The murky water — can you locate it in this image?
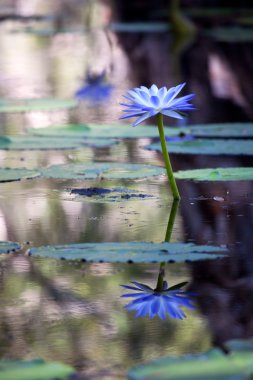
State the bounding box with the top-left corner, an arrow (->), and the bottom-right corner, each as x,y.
0,2 -> 253,378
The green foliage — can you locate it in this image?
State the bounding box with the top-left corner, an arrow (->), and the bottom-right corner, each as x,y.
109,22 -> 170,32
174,167 -> 253,181
0,168 -> 40,182
0,358 -> 75,380
0,136 -> 117,150
147,139 -> 253,155
0,98 -> 77,113
41,163 -> 165,180
205,27 -> 253,42
29,123 -> 187,139
28,241 -> 227,263
128,339 -> 253,380
0,241 -> 21,253
189,123 -> 253,138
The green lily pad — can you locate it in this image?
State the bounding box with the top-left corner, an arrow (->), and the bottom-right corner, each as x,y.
0,241 -> 21,253
146,139 -> 253,155
0,136 -> 81,150
128,339 -> 253,380
0,98 -> 77,113
189,123 -> 253,138
0,168 -> 40,182
175,167 -> 253,181
70,187 -> 155,202
29,123 -> 188,139
0,358 -> 75,380
27,242 -> 226,263
205,27 -> 253,42
108,22 -> 170,32
41,163 -> 165,180
0,136 -> 117,150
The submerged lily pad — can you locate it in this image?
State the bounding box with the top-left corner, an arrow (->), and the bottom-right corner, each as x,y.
128,339 -> 253,380
0,136 -> 117,150
189,123 -> 253,138
0,358 -> 75,380
0,168 -> 40,182
28,242 -> 226,263
41,163 -> 165,180
146,139 -> 253,155
0,98 -> 77,113
29,123 -> 188,139
70,187 -> 155,202
0,241 -> 21,253
175,167 -> 253,181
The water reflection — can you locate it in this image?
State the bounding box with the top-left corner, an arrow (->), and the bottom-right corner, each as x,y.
75,70 -> 113,103
121,278 -> 194,320
121,200 -> 196,320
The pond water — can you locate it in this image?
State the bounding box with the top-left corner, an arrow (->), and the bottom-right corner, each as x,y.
0,2 -> 253,379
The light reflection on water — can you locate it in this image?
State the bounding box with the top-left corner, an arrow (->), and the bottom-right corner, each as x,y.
0,255 -> 210,378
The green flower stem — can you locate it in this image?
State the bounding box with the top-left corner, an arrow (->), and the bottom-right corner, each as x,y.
165,199 -> 180,242
156,113 -> 180,200
155,262 -> 165,292
155,200 -> 180,291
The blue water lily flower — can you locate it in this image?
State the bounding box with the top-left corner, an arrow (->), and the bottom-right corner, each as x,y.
121,281 -> 195,320
120,83 -> 195,126
75,71 -> 113,103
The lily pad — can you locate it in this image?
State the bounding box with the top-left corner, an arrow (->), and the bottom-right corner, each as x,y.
41,163 -> 165,180
0,168 -> 40,182
0,136 -> 81,150
0,98 -> 77,113
189,123 -> 253,138
108,22 -> 170,33
146,139 -> 253,155
70,187 -> 155,202
27,242 -> 227,263
205,27 -> 253,42
0,136 -> 117,150
0,241 -> 21,253
29,123 -> 188,139
128,339 -> 253,380
175,167 -> 253,181
0,358 -> 75,380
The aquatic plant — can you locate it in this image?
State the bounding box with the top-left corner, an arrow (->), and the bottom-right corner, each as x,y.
120,83 -> 195,199
121,280 -> 195,320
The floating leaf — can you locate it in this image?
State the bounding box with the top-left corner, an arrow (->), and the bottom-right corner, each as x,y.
29,123 -> 187,139
108,22 -> 170,33
128,339 -> 253,380
0,241 -> 21,253
0,136 -> 117,150
70,187 -> 155,203
0,98 -> 77,113
28,242 -> 227,263
0,168 -> 40,182
146,139 -> 253,155
205,27 -> 253,42
189,123 -> 253,138
41,163 -> 165,180
0,358 -> 75,380
175,167 -> 253,181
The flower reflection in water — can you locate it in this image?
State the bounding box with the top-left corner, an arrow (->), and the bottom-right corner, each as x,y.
75,71 -> 113,103
121,279 -> 195,320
